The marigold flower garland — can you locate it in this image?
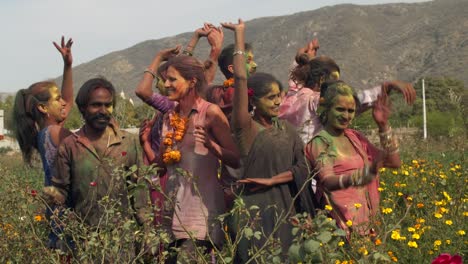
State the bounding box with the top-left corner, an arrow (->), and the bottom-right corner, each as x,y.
223,77 -> 234,88
162,112 -> 188,164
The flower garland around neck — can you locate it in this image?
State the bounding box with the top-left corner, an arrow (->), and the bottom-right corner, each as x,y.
223,77 -> 234,88
162,112 -> 188,165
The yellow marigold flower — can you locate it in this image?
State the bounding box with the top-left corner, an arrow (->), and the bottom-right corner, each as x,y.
429,250 -> 434,255
434,240 -> 442,247
407,227 -> 416,232
358,247 -> 369,256
445,220 -> 453,225
325,205 -> 333,211
417,203 -> 424,208
443,192 -> 452,202
434,213 -> 443,218
408,241 -> 418,248
456,230 -> 465,236
464,212 -> 468,217
400,184 -> 407,188
378,187 -> 385,192
434,200 -> 446,206
379,168 -> 386,173
406,196 -> 413,201
439,207 -> 449,214
412,159 -> 418,164
382,208 -> 393,214
34,215 -> 42,222
338,241 -> 345,247
397,192 -> 403,196
412,233 -> 420,240
416,218 -> 425,223
402,170 -> 409,176
414,224 -> 421,229
392,170 -> 398,175
375,239 -> 382,246
346,220 -> 353,227
354,203 -> 362,209
455,164 -> 461,169
391,230 -> 401,240
445,240 -> 451,244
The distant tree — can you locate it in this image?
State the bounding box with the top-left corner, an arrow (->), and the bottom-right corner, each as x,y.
0,95 -> 15,135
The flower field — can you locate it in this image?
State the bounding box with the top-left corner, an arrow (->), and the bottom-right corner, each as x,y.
0,134 -> 466,263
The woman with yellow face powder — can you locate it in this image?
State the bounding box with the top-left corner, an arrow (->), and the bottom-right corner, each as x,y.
305,80 -> 401,238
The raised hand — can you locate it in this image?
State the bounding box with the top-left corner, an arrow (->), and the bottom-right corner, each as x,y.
157,45 -> 181,61
53,36 -> 73,66
372,94 -> 391,129
221,18 -> 245,32
207,26 -> 224,49
195,23 -> 213,38
384,81 -> 416,105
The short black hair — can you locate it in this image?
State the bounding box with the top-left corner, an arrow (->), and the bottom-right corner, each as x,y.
75,77 -> 116,114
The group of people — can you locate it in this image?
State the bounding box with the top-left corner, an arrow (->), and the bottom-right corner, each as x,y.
13,19 -> 415,263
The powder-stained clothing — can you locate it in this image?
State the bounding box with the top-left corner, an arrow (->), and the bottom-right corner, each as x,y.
233,118 -> 315,262
305,129 -> 381,235
160,98 -> 226,246
51,122 -> 149,226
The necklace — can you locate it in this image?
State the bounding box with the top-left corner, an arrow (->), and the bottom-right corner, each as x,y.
162,112 -> 188,164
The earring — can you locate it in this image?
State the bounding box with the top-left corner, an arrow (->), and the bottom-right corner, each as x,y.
250,105 -> 256,116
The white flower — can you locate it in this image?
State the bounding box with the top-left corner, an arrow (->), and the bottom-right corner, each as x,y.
129,98 -> 134,106
120,90 -> 126,99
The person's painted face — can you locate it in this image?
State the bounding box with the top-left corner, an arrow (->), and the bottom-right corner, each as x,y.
164,66 -> 193,101
83,87 -> 114,131
245,50 -> 257,76
43,85 -> 67,123
325,95 -> 356,133
254,82 -> 281,117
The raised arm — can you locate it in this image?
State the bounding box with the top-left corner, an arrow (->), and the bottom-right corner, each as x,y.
356,81 -> 416,114
135,45 -> 180,108
183,23 -> 212,56
204,26 -> 224,85
53,36 -> 73,120
372,94 -> 401,168
221,19 -> 250,129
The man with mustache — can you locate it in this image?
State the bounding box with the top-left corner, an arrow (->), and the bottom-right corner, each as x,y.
50,78 -> 149,237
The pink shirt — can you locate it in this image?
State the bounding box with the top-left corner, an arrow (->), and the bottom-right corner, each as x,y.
162,98 -> 225,244
279,81 -> 322,144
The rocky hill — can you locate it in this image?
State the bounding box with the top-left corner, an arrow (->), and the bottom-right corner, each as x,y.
56,0 -> 468,98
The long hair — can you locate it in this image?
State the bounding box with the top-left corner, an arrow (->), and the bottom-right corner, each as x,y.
247,72 -> 283,112
165,55 -> 207,96
13,81 -> 55,164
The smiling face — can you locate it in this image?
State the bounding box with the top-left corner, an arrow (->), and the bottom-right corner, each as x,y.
325,95 -> 356,134
254,82 -> 282,118
41,85 -> 67,123
164,66 -> 193,101
82,87 -> 114,131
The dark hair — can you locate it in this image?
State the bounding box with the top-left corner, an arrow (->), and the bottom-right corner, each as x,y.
13,81 -> 55,163
75,77 -> 116,114
318,80 -> 355,124
165,55 -> 207,95
248,72 -> 283,99
218,43 -> 253,79
290,55 -> 340,89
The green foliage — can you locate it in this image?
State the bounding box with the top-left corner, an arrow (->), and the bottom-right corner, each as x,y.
0,95 -> 14,135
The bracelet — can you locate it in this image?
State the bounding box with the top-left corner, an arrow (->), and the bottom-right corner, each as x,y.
182,50 -> 193,56
144,68 -> 156,79
232,50 -> 245,56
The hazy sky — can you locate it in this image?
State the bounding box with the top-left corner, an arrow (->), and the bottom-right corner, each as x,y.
0,0 -> 428,93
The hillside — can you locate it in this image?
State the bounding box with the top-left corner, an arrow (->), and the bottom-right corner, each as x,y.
55,0 -> 468,98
